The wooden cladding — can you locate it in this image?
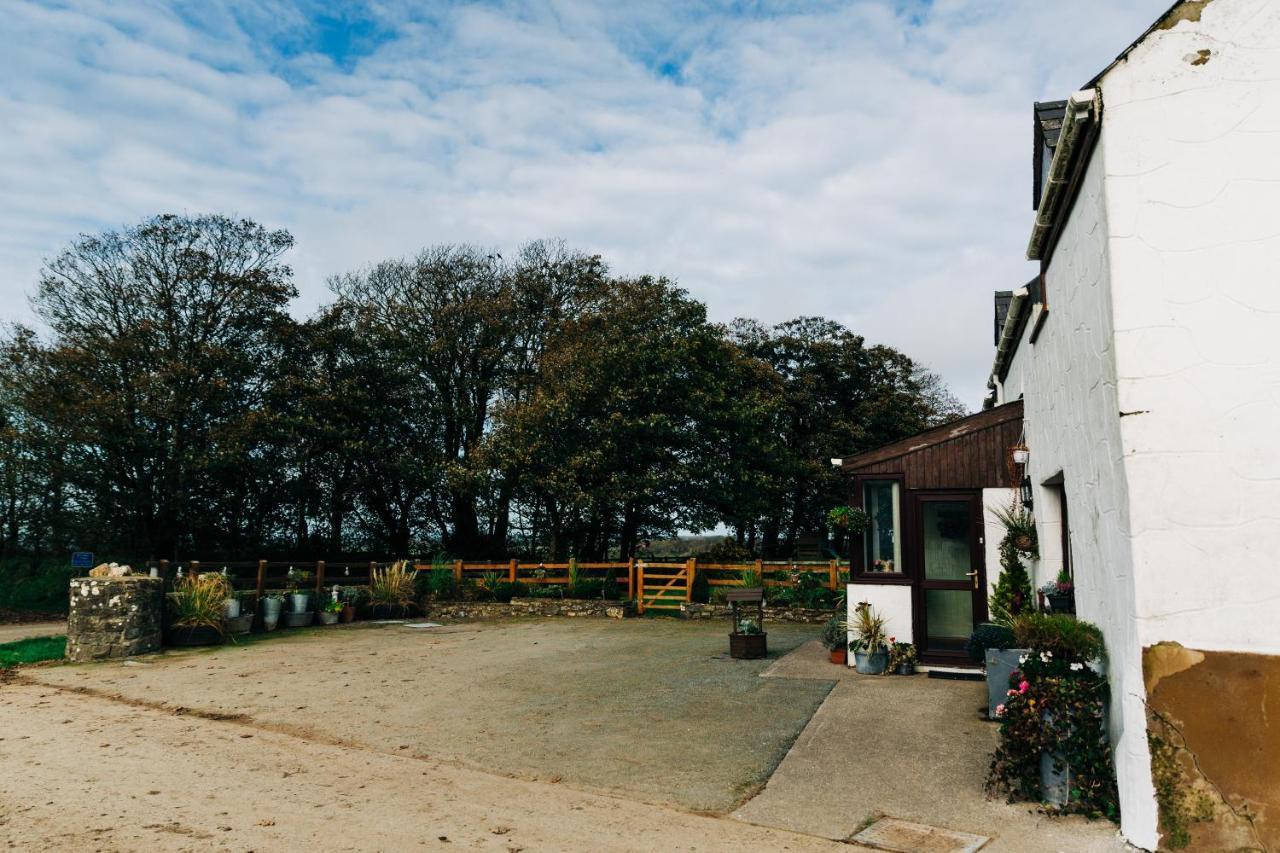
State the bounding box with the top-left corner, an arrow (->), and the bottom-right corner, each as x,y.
840,400 -> 1023,491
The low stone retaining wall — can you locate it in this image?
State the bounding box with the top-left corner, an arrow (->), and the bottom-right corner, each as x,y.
428,598 -> 635,620
678,603 -> 836,624
66,577 -> 164,662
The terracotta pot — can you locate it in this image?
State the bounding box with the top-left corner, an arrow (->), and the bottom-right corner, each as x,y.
340,604 -> 355,623
830,647 -> 848,665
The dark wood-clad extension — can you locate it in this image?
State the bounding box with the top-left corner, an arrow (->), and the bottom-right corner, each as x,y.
839,400 -> 1023,491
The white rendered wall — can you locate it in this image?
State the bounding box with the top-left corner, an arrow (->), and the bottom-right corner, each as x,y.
1099,0 -> 1280,659
845,584 -> 912,666
997,149 -> 1156,845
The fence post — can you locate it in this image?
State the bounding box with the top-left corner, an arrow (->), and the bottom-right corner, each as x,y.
316,560 -> 326,596
685,558 -> 695,602
255,560 -> 266,598
637,562 -> 645,614
755,558 -> 763,587
828,559 -> 837,590
453,559 -> 463,585
190,560 -> 200,579
627,557 -> 635,600
509,559 -> 518,583
369,561 -> 377,583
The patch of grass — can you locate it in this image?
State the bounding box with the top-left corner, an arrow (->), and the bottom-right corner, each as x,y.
0,635 -> 66,668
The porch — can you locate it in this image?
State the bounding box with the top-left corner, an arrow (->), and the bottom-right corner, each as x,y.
837,401 -> 1023,668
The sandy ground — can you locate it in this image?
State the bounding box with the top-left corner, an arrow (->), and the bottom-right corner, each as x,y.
2,620 -> 1130,851
0,677 -> 851,852
19,620 -> 831,813
737,640 -> 1130,852
0,621 -> 65,644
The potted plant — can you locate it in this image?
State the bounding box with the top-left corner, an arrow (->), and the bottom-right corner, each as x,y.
340,586 -> 364,623
730,617 -> 767,659
993,503 -> 1038,557
821,616 -> 847,664
221,570 -> 241,619
966,622 -> 1025,719
285,566 -> 314,615
887,639 -> 917,675
368,560 -> 417,618
260,591 -> 283,631
827,505 -> 870,535
226,591 -> 254,635
318,595 -> 343,625
847,602 -> 888,674
1042,570 -> 1075,614
166,573 -> 229,647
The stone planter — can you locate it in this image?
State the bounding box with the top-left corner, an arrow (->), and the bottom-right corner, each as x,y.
317,611 -> 339,625
985,648 -> 1031,719
729,632 -> 767,659
166,625 -> 224,647
283,611 -> 314,628
260,597 -> 282,631
226,614 -> 254,636
853,649 -> 888,675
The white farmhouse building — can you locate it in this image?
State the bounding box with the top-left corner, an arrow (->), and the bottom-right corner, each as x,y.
843,2 -> 1280,849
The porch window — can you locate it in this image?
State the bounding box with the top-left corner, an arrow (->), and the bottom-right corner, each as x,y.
862,480 -> 902,574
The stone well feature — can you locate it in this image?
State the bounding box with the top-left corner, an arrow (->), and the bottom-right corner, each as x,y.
66,576 -> 164,662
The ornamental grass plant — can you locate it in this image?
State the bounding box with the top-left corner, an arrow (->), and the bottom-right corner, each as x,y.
168,572 -> 232,632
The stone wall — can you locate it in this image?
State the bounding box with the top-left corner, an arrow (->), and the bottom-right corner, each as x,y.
678,603 -> 836,624
428,598 -> 634,620
66,577 -> 163,662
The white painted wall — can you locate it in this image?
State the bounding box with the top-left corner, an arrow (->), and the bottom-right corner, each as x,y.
997,3 -> 1280,846
997,144 -> 1155,845
845,583 -> 911,666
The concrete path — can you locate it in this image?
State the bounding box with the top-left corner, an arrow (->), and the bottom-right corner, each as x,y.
734,640 -> 1130,852
0,620 -> 64,644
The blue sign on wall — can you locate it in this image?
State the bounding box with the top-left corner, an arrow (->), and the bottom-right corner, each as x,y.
71,551 -> 94,569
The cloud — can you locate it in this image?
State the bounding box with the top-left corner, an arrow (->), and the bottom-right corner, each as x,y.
0,0 -> 1171,406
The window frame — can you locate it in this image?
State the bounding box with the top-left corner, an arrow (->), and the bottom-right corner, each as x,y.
851,473 -> 911,585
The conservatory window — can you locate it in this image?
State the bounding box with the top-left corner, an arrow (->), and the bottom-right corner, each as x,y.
863,480 -> 902,574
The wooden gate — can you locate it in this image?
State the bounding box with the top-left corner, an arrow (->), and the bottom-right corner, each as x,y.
635,559 -> 693,614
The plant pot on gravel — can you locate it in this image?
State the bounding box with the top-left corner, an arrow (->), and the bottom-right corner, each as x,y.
317,610 -> 339,625
340,604 -> 355,623
288,592 -> 311,614
830,647 -> 847,665
226,613 -> 253,636
853,648 -> 888,675
260,596 -> 282,631
166,624 -> 224,647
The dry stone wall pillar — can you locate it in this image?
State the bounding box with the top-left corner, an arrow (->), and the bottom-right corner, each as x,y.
66,577 -> 163,662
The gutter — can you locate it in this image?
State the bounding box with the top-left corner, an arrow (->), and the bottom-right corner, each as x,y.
989,286 -> 1030,389
1027,89 -> 1099,260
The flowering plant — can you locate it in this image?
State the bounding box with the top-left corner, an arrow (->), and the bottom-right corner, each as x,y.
887,639 -> 916,670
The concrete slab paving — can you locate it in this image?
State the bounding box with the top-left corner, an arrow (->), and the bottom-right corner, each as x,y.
735,640 -> 1130,852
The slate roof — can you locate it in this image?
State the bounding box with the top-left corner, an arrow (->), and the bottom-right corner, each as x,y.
1033,100 -> 1068,209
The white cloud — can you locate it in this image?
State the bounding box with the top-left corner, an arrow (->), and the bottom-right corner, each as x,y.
0,0 -> 1171,406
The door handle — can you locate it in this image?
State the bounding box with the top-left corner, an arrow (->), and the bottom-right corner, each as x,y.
965,570 -> 979,590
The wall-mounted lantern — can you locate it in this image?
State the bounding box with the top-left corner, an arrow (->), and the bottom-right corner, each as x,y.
1019,475 -> 1034,510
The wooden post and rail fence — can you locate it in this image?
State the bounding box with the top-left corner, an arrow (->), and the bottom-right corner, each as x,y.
146,557 -> 847,616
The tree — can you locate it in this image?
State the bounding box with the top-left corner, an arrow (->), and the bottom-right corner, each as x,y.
12,213 -> 296,559
727,317 -> 967,556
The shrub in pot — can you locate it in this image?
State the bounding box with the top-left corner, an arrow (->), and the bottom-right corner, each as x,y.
847,602 -> 888,674
987,615 -> 1115,817
821,616 -> 847,664
318,598 -> 342,625
166,573 -> 229,647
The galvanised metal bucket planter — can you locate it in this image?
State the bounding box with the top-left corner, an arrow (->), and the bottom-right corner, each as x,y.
985,648 -> 1030,719
260,596 -> 282,631
853,649 -> 888,675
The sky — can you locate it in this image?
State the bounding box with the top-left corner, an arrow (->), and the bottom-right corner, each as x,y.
1,0 -> 1172,408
